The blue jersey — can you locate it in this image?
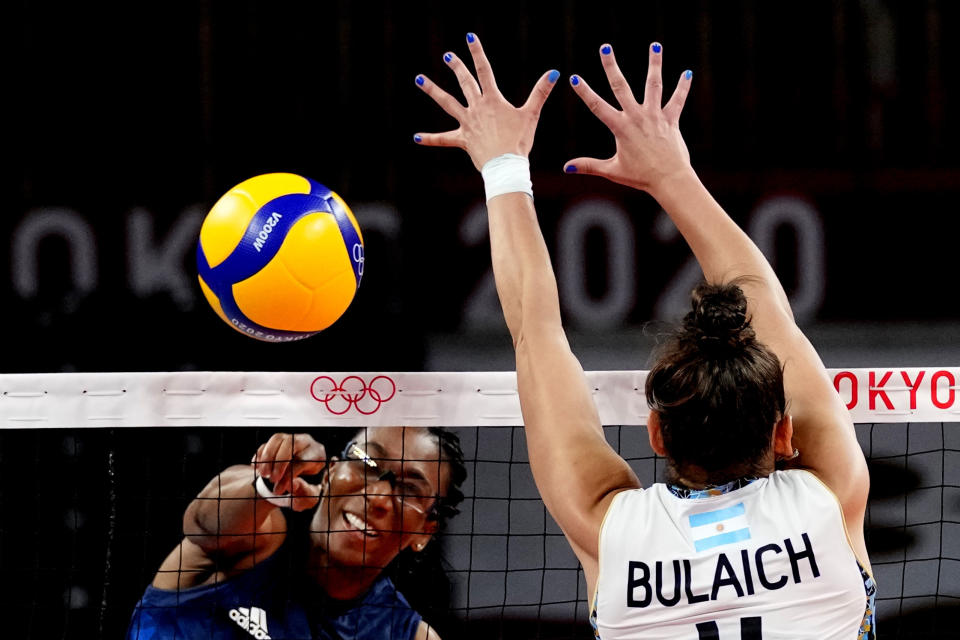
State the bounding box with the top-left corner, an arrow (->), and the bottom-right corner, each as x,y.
126,536 -> 422,640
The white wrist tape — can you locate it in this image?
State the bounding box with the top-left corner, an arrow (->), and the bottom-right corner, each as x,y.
255,474 -> 293,509
481,153 -> 533,201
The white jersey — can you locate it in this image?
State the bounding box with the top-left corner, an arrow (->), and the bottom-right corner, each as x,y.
593,470 -> 872,640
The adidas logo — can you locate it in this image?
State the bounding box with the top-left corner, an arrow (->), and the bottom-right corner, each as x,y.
228,606 -> 272,639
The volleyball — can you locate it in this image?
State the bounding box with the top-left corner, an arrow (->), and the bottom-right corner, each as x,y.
196,173 -> 364,342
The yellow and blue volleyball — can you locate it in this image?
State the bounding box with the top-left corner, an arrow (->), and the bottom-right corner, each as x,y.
196,173 -> 364,342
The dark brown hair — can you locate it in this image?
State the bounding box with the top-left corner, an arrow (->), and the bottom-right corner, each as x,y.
425,426 -> 466,526
645,281 -> 785,483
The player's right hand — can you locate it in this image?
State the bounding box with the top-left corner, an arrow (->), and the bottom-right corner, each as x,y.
252,433 -> 326,511
565,42 -> 694,198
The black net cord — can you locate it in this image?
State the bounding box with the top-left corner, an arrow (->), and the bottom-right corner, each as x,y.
497,427 -> 516,638
934,421 -> 944,632
464,424 -> 481,624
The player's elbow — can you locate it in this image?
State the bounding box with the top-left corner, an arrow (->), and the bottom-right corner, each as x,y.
181,508 -> 225,555
181,488 -> 243,553
182,513 -> 267,559
182,498 -> 207,537
182,485 -> 225,539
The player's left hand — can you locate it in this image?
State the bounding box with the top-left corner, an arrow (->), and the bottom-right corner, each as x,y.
414,33 -> 558,170
564,42 -> 693,198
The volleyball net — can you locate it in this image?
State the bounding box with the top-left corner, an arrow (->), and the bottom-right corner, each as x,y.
1,369 -> 958,639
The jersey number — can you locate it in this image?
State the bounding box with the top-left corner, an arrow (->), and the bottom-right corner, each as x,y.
696,616 -> 762,639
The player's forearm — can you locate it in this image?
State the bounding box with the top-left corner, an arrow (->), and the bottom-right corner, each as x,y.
487,193 -> 562,343
650,169 -> 793,315
183,464 -> 276,541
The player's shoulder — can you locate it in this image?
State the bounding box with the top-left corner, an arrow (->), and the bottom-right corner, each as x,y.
600,483 -> 664,526
363,574 -> 414,608
765,468 -> 838,495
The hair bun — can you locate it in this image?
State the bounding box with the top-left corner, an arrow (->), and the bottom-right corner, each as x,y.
685,283 -> 753,356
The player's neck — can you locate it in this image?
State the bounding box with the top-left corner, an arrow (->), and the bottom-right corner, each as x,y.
306,544 -> 384,600
669,459 -> 774,489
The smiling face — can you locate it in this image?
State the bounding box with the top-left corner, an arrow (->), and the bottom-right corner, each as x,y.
312,426 -> 451,570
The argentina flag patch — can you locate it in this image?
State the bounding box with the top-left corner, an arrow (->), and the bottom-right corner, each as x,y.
689,503 -> 751,552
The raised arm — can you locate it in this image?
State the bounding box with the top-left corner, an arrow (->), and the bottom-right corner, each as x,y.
414,35 -> 640,582
152,433 -> 325,589
566,43 -> 870,562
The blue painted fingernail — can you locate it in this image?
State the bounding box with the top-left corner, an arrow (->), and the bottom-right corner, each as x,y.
570,75 -> 580,86
601,44 -> 612,55
415,75 -> 425,86
444,52 -> 453,63
652,42 -> 662,53
565,165 -> 578,173
548,69 -> 560,83
467,32 -> 476,44
685,69 -> 692,80
414,134 -> 422,143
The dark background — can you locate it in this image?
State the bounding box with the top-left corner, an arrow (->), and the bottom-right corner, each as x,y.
6,0 -> 960,373
5,1 -> 960,638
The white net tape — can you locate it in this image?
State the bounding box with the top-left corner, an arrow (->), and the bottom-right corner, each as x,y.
1,367 -> 958,427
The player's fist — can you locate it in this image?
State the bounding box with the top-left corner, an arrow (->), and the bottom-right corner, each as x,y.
252,433 -> 327,496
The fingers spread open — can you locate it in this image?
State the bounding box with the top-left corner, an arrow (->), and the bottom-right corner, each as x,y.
644,42 -> 664,109
563,156 -> 615,179
598,44 -> 638,110
569,74 -> 621,131
415,74 -> 465,120
443,51 -> 482,104
465,33 -> 501,96
413,130 -> 462,148
522,69 -> 560,118
663,70 -> 692,125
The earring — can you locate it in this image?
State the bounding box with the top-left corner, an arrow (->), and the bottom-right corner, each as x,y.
776,448 -> 800,462
414,543 -> 425,551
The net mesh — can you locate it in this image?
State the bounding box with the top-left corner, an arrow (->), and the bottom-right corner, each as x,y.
0,370 -> 958,639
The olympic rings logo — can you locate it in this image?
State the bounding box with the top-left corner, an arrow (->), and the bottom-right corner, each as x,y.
309,375 -> 396,415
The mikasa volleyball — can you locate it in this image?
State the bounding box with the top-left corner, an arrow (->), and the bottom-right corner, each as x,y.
196,173 -> 364,342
